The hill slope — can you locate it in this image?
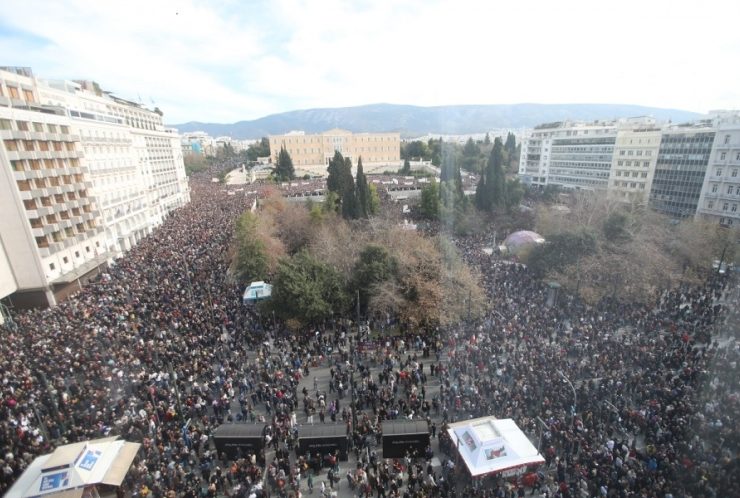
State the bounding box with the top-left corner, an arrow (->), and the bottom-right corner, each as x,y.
170,103 -> 702,139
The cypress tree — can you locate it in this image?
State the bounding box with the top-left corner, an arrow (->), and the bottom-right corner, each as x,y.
355,157 -> 369,218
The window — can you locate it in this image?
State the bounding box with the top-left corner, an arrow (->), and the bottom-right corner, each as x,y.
733,204 -> 738,213
716,168 -> 723,176
7,86 -> 19,99
708,201 -> 714,209
17,121 -> 29,131
33,122 -> 43,132
646,150 -> 652,156
725,134 -> 731,145
74,251 -> 80,258
733,169 -> 738,178
49,263 -> 55,271
712,184 -> 718,193
619,150 -> 625,156
723,203 -> 729,211
22,89 -> 35,102
721,152 -> 726,160
62,256 -> 69,264
616,171 -> 622,177
636,150 -> 643,156
0,119 -> 11,130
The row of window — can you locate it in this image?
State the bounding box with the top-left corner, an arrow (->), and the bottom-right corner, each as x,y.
0,82 -> 36,102
16,173 -> 84,189
4,138 -> 76,152
706,200 -> 738,212
616,160 -> 651,168
10,157 -> 81,172
618,149 -> 653,156
0,119 -> 70,134
717,151 -> 740,161
613,181 -> 646,189
709,184 -> 740,195
47,242 -> 101,271
550,146 -> 612,154
714,168 -> 739,177
615,170 -> 648,178
549,161 -> 612,170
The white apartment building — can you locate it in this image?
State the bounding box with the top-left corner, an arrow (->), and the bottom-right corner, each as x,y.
608,122 -> 662,203
0,67 -> 190,307
696,111 -> 740,228
0,67 -> 108,307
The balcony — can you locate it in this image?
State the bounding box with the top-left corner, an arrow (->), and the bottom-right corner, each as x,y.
10,130 -> 31,140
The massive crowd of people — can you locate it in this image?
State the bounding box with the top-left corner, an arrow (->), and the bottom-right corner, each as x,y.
0,168 -> 738,498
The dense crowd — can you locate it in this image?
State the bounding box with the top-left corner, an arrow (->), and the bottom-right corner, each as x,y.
0,169 -> 738,498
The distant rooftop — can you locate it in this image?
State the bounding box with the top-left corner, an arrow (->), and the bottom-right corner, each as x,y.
0,66 -> 33,78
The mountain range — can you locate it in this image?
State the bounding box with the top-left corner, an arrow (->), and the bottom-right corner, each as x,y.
169,103 -> 703,139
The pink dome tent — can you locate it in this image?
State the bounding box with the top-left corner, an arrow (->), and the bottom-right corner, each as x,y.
501,230 -> 545,260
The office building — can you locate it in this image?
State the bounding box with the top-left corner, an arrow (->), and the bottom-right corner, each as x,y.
648,123 -> 716,218
519,120 -> 620,189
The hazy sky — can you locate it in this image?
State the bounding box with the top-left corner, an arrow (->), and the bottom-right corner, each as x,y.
1,0 -> 738,123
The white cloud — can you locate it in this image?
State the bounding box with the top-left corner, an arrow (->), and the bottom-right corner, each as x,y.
1,0 -> 738,122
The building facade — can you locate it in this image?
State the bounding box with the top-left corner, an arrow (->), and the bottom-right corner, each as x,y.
519,121 -> 619,190
648,124 -> 716,218
0,68 -> 108,307
0,67 -> 190,307
696,111 -> 740,228
37,77 -> 190,257
608,124 -> 662,203
269,129 -> 401,175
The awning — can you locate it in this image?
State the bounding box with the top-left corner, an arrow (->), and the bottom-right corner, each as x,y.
5,436 -> 141,498
101,442 -> 141,486
447,416 -> 545,478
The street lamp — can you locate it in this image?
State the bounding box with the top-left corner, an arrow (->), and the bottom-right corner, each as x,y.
536,416 -> 550,452
557,370 -> 577,423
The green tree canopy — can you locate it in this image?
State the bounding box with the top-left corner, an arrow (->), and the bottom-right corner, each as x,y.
419,180 -> 440,219
475,137 -> 506,212
368,184 -> 380,215
274,145 -> 295,181
351,245 -> 399,314
327,151 -> 352,194
401,140 -> 431,161
246,137 -> 270,161
270,251 -> 348,325
527,229 -> 597,277
231,211 -> 268,283
355,157 -> 370,218
400,158 -> 412,175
